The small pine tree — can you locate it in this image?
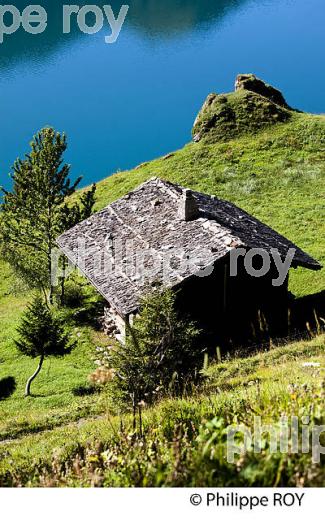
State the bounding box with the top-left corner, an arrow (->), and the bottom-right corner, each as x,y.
109,289 -> 202,421
15,297 -> 74,397
0,128 -> 96,304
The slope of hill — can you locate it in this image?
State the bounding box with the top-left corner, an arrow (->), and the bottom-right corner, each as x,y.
0,334 -> 324,486
0,76 -> 324,486
93,107 -> 325,298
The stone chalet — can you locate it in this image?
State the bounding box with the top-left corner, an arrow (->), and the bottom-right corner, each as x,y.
57,178 -> 321,344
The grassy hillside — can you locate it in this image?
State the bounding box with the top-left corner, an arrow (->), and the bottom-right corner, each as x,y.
0,334 -> 324,486
94,111 -> 325,297
0,87 -> 324,486
0,263 -> 113,441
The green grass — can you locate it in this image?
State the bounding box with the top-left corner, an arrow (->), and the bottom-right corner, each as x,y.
0,102 -> 324,486
202,334 -> 325,391
0,261 -> 114,440
0,334 -> 324,486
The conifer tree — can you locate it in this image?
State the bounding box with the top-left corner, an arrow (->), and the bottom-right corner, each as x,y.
15,296 -> 74,397
0,128 -> 96,303
109,289 -> 201,421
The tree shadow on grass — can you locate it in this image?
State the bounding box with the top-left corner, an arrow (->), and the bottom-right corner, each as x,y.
25,393 -> 47,398
0,376 -> 16,400
71,298 -> 106,331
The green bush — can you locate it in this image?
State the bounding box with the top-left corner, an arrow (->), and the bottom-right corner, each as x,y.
109,289 -> 202,416
60,279 -> 87,309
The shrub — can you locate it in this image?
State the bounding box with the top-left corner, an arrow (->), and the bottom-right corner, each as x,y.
89,367 -> 115,386
109,289 -> 202,419
61,279 -> 87,308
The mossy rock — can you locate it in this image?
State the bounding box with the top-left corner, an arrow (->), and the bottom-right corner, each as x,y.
193,80 -> 293,144
235,73 -> 292,109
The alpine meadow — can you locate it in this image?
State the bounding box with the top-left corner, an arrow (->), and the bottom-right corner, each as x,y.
0,76 -> 324,487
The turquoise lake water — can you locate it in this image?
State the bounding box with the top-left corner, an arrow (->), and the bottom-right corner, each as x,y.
0,0 -> 324,190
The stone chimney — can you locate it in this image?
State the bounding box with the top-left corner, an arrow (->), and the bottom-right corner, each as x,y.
178,189 -> 199,221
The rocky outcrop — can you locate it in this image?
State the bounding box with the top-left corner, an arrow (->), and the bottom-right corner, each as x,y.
235,74 -> 292,110
192,74 -> 293,144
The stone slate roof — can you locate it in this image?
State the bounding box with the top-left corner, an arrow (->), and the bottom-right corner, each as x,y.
57,178 -> 321,317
